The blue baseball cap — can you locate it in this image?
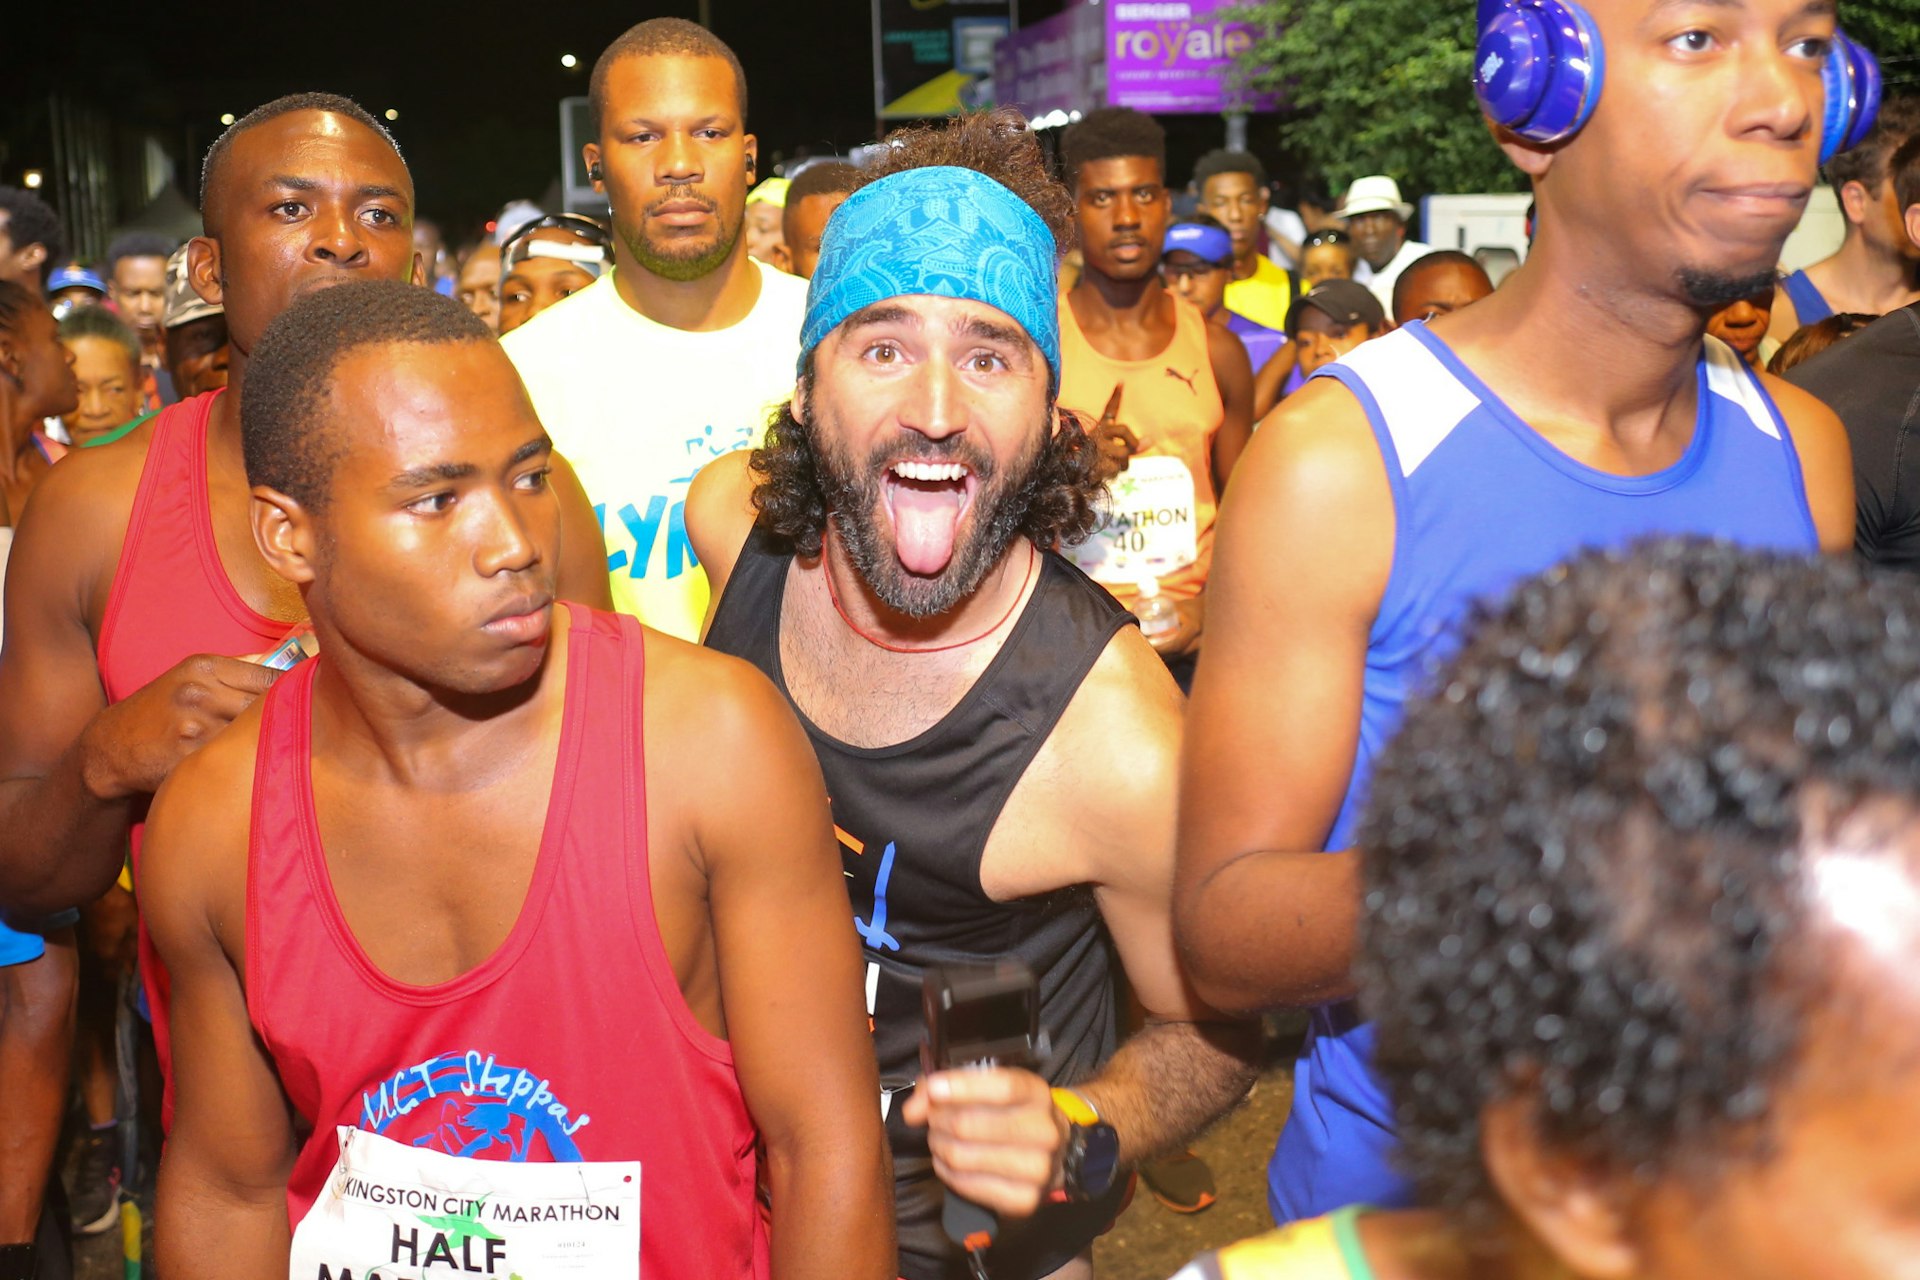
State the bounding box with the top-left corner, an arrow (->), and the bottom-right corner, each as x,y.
47,264 -> 108,297
1163,222 -> 1234,268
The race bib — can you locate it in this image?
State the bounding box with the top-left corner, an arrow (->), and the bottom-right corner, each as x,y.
288,1126 -> 640,1280
1065,454 -> 1200,585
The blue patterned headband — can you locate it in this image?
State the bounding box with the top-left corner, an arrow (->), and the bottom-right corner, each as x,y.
798,165 -> 1061,390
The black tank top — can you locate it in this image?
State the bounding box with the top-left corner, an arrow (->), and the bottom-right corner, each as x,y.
707,527 -> 1135,1280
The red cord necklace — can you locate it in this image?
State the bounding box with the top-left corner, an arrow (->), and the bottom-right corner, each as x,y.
821,538 -> 1037,655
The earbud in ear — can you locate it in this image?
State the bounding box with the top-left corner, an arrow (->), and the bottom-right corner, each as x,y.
588,161 -> 604,182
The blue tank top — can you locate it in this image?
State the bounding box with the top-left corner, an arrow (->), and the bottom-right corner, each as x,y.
1780,268 -> 1834,326
1268,322 -> 1819,1225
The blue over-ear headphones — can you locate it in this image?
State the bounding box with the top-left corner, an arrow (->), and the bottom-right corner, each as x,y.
1473,0 -> 1882,164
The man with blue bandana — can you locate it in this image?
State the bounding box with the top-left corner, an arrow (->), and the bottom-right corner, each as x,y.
688,109 -> 1259,1280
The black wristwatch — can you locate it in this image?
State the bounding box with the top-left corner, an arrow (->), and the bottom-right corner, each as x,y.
1054,1089 -> 1121,1201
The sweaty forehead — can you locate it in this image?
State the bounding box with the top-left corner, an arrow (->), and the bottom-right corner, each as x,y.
214,111 -> 411,219
1078,155 -> 1164,189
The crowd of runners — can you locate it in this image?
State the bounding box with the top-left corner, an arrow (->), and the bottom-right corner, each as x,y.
3,2 -> 1920,1278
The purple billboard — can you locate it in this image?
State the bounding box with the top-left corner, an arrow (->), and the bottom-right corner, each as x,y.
993,0 -> 1274,118
1106,0 -> 1276,113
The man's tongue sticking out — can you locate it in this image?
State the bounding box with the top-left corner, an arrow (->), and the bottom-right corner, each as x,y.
888,474 -> 968,576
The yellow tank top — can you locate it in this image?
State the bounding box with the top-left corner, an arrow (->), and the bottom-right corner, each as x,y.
1057,292 -> 1222,612
1174,1207 -> 1374,1280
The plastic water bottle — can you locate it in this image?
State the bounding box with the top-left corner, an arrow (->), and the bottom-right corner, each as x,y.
1132,576 -> 1180,639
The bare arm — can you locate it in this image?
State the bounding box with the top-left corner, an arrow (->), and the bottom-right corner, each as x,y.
683,449 -> 760,638
692,659 -> 894,1280
0,456 -> 277,915
144,730 -> 300,1277
549,452 -> 614,611
1763,372 -> 1857,555
906,632 -> 1259,1214
1174,382 -> 1395,1015
1252,342 -> 1299,419
1072,632 -> 1258,1161
1207,322 -> 1256,494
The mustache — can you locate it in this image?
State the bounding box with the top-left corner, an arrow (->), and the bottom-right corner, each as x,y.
642,185 -> 718,217
873,437 -> 996,481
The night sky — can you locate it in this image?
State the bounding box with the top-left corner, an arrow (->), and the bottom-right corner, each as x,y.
8,1 -> 1059,242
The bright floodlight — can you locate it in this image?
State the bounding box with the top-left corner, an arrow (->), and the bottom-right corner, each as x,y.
561,53 -> 579,68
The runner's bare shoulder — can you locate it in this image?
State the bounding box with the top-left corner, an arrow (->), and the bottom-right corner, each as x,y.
8,415 -> 161,629
141,694 -> 267,954
640,624 -> 808,757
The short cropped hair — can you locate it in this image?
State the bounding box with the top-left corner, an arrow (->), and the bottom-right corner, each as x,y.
1826,94 -> 1920,191
201,93 -> 402,233
59,304 -> 141,366
590,18 -> 748,133
1391,249 -> 1492,315
1192,148 -> 1268,193
1059,107 -> 1166,189
1893,130 -> 1920,216
787,162 -> 859,208
1359,538 -> 1920,1212
0,187 -> 65,287
105,232 -> 176,281
242,278 -> 491,511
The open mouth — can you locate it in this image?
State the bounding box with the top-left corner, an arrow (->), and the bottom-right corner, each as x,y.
882,460 -> 977,577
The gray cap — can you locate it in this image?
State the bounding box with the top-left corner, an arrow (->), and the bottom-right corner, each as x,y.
162,245 -> 222,329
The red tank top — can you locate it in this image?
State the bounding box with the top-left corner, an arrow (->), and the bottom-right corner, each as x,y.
95,389 -> 286,1122
246,607 -> 766,1277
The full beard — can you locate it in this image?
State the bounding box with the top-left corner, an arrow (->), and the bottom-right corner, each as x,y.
621,193 -> 743,283
812,399 -> 1048,619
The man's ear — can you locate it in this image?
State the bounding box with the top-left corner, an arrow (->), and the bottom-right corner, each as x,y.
791,373 -> 810,424
744,133 -> 759,180
0,329 -> 20,386
410,249 -> 428,287
1491,117 -> 1555,181
17,242 -> 47,279
583,142 -> 605,193
1839,180 -> 1874,228
251,486 -> 319,587
1906,202 -> 1920,254
1481,1093 -> 1638,1279
186,236 -> 225,307
769,241 -> 793,275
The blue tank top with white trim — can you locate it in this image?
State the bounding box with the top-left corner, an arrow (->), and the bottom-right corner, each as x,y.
1780,268 -> 1834,326
1268,322 -> 1820,1225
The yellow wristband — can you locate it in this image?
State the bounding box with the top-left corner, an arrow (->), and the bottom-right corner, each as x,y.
1051,1087 -> 1101,1125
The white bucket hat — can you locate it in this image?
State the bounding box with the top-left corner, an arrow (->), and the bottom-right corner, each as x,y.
1334,175 -> 1414,221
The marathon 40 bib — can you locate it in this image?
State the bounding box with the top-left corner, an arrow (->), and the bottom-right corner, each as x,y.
1065,455 -> 1199,585
288,1126 -> 640,1280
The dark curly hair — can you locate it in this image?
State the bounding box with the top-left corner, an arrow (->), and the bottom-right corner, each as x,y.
1358,538 -> 1920,1213
851,108 -> 1074,255
748,365 -> 1104,560
1191,147 -> 1268,193
1060,107 -> 1166,191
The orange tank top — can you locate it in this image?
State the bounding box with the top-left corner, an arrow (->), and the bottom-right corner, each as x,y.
1057,294 -> 1222,610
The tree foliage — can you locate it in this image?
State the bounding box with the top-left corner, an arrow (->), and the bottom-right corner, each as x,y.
1229,1 -> 1521,199
1229,1 -> 1920,202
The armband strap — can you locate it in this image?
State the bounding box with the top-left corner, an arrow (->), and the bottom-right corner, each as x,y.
1051,1087 -> 1101,1126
